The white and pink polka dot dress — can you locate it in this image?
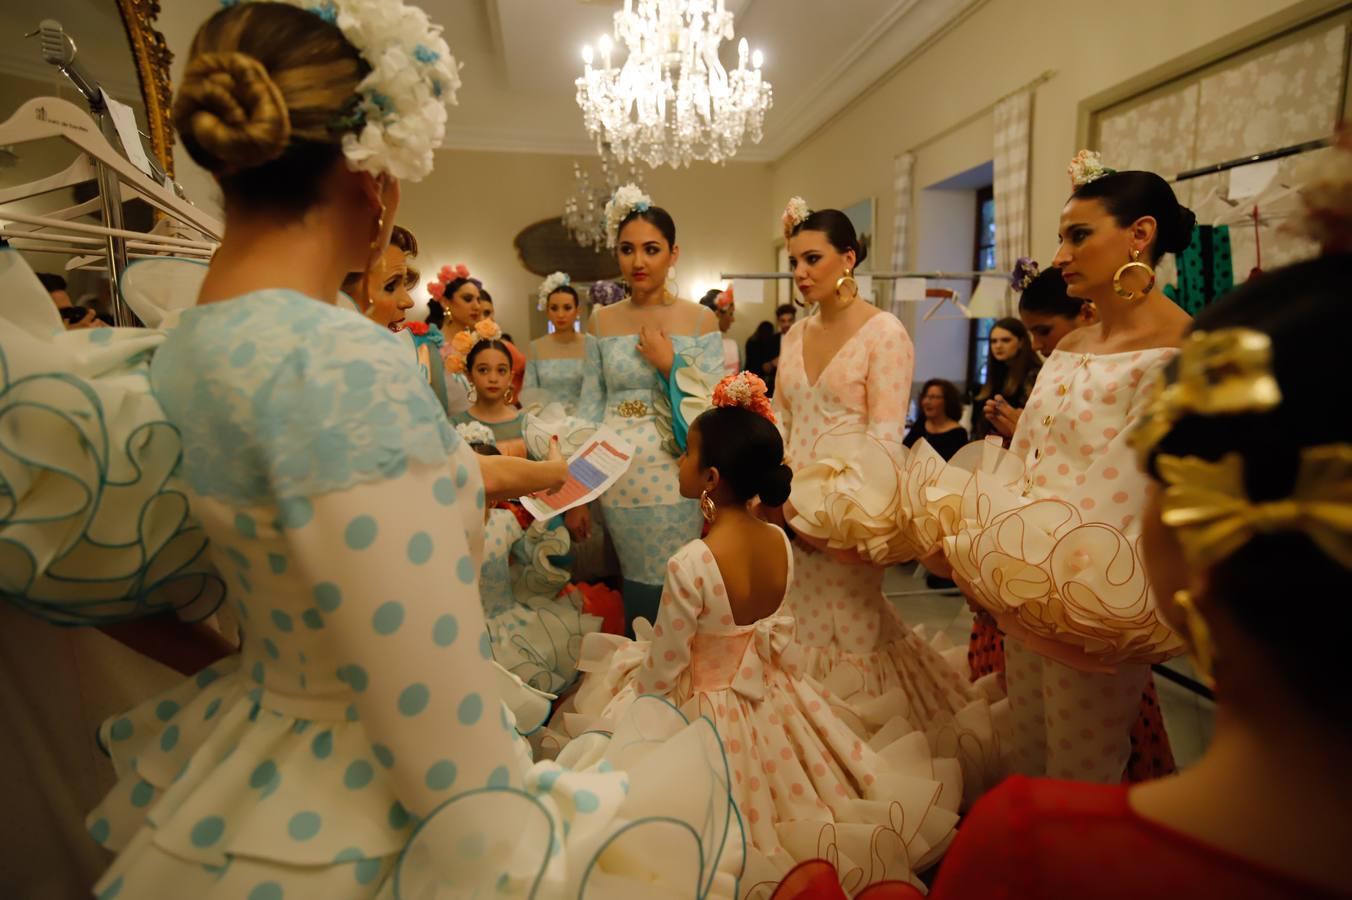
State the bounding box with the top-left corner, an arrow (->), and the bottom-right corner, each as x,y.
774,311 -> 1006,803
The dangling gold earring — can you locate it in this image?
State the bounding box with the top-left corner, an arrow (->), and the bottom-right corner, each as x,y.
835,269 -> 859,306
503,386 -> 515,405
1173,589 -> 1215,689
1113,248 -> 1156,300
699,490 -> 717,523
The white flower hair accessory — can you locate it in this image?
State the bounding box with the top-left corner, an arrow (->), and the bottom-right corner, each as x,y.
604,184 -> 652,248
455,420 -> 496,446
537,271 -> 571,311
224,0 -> 462,182
1068,150 -> 1116,190
782,196 -> 810,240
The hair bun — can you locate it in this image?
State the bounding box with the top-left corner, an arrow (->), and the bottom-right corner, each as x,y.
759,462 -> 793,508
173,51 -> 291,175
1161,204 -> 1198,255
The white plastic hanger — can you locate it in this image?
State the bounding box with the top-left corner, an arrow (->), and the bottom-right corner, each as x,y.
921,288 -> 971,321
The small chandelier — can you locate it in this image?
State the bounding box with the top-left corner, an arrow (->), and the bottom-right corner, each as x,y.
576,0 -> 772,169
563,146 -> 645,250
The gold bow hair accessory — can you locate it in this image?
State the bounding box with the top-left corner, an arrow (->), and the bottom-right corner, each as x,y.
1156,446 -> 1352,570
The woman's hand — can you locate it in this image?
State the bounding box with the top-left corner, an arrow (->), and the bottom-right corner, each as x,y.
564,505 -> 592,543
537,436 -> 567,495
637,324 -> 675,377
984,395 -> 1021,439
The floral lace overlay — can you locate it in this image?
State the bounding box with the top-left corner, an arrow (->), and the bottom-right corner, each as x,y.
151,291 -> 459,505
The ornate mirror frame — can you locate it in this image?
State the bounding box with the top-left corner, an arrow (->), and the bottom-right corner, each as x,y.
115,0 -> 176,177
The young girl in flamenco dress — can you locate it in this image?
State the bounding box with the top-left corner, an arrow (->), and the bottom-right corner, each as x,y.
568,374 -> 963,896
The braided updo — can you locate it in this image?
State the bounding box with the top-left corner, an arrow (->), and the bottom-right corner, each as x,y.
172,3 -> 368,212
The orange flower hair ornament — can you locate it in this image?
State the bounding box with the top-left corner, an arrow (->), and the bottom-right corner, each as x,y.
712,371 -> 775,424
427,263 -> 472,300
445,318 -> 503,374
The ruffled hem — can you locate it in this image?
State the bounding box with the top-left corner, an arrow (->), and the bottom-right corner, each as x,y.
565,634 -> 961,895
487,600 -> 602,696
938,467 -> 1185,668
901,437 -> 1023,561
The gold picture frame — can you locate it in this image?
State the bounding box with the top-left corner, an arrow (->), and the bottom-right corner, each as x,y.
115,0 -> 175,177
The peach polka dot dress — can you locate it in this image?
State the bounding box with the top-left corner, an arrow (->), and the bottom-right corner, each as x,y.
942,348 -> 1184,783
774,312 -> 1007,805
570,531 -> 962,895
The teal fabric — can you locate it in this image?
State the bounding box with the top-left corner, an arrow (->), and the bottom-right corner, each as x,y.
1164,225 -> 1234,316
151,291 -> 460,505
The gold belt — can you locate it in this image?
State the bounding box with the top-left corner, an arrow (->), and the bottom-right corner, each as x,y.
615,399 -> 650,418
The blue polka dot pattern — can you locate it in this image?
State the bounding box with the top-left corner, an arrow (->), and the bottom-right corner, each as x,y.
487,765 -> 511,788
271,609 -> 294,632
537,769 -> 560,791
274,497 -> 314,531
248,883 -> 283,900
337,664 -> 368,692
334,847 -> 364,863
574,789 -> 600,813
190,815 -> 225,847
195,668 -> 221,689
425,760 -> 457,790
288,811 -> 322,841
263,638 -> 280,660
344,515 -> 378,550
88,817 -> 111,843
407,531 -> 434,565
204,698 -> 222,720
155,700 -> 180,721
355,857 -> 383,884
433,614 -> 459,647
433,477 -> 456,506
479,631 -> 493,660
160,724 -> 180,752
398,683 -> 430,717
344,760 -> 374,790
130,779 -> 154,808
301,608 -> 325,630
314,582 -> 342,612
455,464 -> 469,488
372,743 -> 395,769
372,601 -> 405,635
388,801 -> 411,829
267,552 -> 288,574
226,547 -> 250,570
475,487 -> 485,511
251,662 -> 265,684
311,730 -> 334,759
457,693 -> 483,726
456,555 -> 475,584
250,760 -> 279,792
235,513 -> 257,538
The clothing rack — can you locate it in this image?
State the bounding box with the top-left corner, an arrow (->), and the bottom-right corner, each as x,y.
719,271 -> 998,280
1172,137 -> 1331,182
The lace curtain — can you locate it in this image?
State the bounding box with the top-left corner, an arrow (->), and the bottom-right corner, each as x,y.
993,88 -> 1033,276
888,151 -> 915,317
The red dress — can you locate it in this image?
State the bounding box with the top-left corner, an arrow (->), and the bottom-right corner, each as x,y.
926,776 -> 1352,900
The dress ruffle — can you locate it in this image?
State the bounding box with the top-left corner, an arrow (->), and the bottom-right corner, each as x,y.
938,468 -> 1185,669
0,251 -> 223,625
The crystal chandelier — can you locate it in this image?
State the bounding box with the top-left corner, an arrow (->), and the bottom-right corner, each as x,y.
576,0 -> 772,169
562,146 -> 645,250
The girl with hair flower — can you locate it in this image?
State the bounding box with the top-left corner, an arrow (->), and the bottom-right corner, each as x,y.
568,374 -> 962,894
524,272 -> 593,416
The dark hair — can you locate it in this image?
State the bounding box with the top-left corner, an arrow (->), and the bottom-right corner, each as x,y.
919,378 -> 963,422
425,300 -> 445,328
1071,170 -> 1196,263
699,289 -> 723,311
1144,253 -> 1351,722
465,338 -> 512,371
752,321 -> 775,342
469,443 -> 502,457
789,208 -> 868,267
775,304 -> 796,319
546,284 -> 580,306
59,306 -> 88,325
618,205 -> 677,248
1018,267 -> 1084,319
37,272 -> 68,293
173,3 -> 368,214
479,289 -> 493,305
691,406 -> 792,507
976,318 -> 1041,404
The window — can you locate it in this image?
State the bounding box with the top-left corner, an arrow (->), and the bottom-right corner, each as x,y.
968,185 -> 996,390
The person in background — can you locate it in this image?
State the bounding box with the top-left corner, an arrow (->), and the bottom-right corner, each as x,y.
924,251 -> 1352,900
903,378 -> 968,461
971,316 -> 1041,445
59,305 -> 109,330
700,286 -> 740,376
759,303 -> 796,395
744,320 -> 775,388
476,286 -> 526,406
37,272 -> 73,308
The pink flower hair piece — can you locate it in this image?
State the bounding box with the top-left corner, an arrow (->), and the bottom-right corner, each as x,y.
712,371 -> 775,424
715,286 -> 734,310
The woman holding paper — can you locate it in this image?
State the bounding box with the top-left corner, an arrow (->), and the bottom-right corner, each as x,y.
575,185 -> 723,635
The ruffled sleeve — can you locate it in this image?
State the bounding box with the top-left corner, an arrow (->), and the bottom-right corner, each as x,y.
655,332 -> 724,453
631,548 -> 703,697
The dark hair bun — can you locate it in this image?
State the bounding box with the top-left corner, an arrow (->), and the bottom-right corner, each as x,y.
1073,170 -> 1195,262
759,463 -> 793,508
1159,204 -> 1198,255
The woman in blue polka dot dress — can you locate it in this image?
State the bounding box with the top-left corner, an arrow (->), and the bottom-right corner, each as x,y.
74,4 -> 744,898
574,188 -> 723,635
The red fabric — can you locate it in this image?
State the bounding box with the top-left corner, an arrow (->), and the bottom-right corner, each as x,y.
768,860 -> 922,900
494,500 -> 533,531
927,776 -> 1352,900
563,582 -> 624,636
967,610 -> 1177,783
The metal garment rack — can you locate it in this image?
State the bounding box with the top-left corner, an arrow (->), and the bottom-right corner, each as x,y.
719,271 -> 998,280
1172,137 -> 1332,183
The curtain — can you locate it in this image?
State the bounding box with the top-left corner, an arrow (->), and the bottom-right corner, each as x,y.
888,151 -> 915,317
993,88 -> 1032,284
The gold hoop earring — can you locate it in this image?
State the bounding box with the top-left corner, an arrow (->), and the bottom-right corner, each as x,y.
1113,248 -> 1156,300
504,386 -> 515,405
835,270 -> 859,305
1173,589 -> 1215,689
699,490 -> 717,523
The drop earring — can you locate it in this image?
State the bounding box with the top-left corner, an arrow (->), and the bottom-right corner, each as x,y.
699,489 -> 717,523
835,269 -> 859,306
1113,248 -> 1156,300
